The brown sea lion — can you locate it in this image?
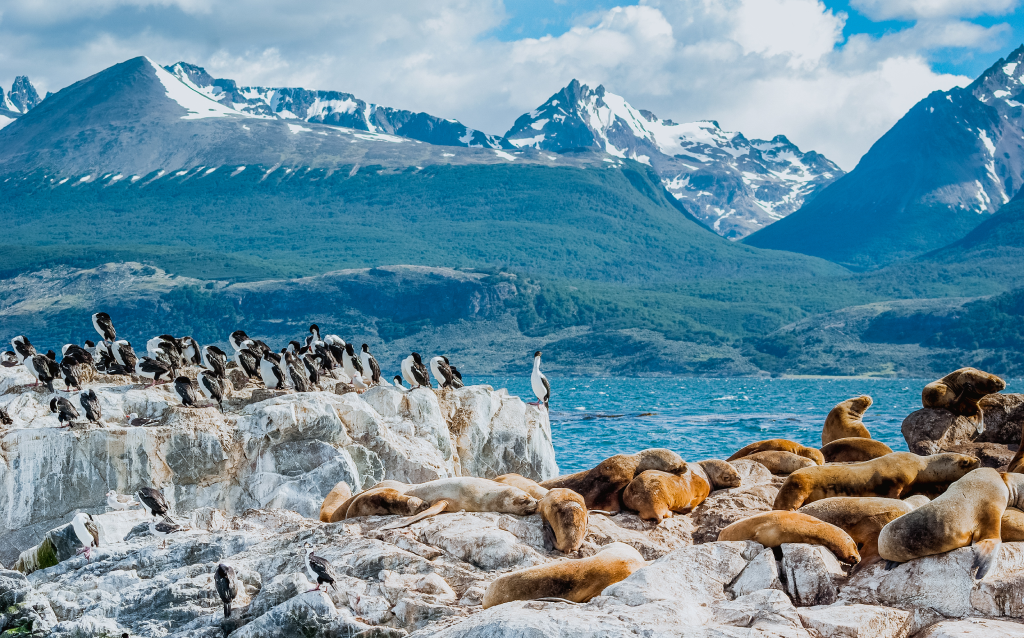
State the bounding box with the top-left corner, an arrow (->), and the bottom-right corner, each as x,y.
822,396 -> 873,445
622,459 -> 740,522
343,488 -> 429,520
728,439 -> 824,466
540,449 -> 687,512
742,451 -> 816,475
1002,506 -> 1024,541
494,473 -> 549,499
378,478 -> 539,530
820,438 -> 894,463
773,452 -> 979,511
798,497 -> 924,568
539,489 -> 589,553
718,511 -> 860,565
482,542 -> 646,608
328,480 -> 410,522
319,481 -> 352,523
878,469 -> 1024,579
921,367 -> 1006,419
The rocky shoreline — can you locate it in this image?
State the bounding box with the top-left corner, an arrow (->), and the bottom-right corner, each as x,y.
0,365 -> 1022,637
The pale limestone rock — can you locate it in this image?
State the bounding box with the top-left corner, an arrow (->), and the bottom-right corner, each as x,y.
583,512 -> 693,560
781,543 -> 846,606
915,618 -> 1024,637
712,588 -> 808,635
797,603 -> 912,638
690,481 -> 778,543
415,512 -> 546,571
730,547 -> 783,597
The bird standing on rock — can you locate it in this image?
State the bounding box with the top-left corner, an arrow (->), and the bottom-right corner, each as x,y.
531,351 -> 550,410
106,490 -> 139,511
215,563 -> 240,618
402,352 -> 431,388
136,357 -> 175,387
1,352 -> 17,367
11,336 -> 35,364
70,512 -> 100,560
198,370 -> 225,409
79,389 -> 103,424
430,356 -> 454,388
304,542 -> 339,592
92,312 -> 117,343
50,396 -> 80,427
26,354 -> 59,392
174,376 -> 200,407
360,344 -> 381,385
0,406 -> 11,426
202,345 -> 228,379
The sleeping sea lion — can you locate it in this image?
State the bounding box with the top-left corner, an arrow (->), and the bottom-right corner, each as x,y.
798,496 -> 924,568
379,478 -> 538,530
319,481 -> 352,523
482,542 -> 646,608
494,473 -> 549,499
921,367 -> 1006,420
773,452 -> 979,511
741,451 -> 815,475
822,395 -> 873,445
622,459 -> 740,522
728,439 -> 824,466
820,438 -> 893,463
539,489 -> 589,553
719,511 -> 860,565
878,468 -> 1024,579
540,449 -> 687,512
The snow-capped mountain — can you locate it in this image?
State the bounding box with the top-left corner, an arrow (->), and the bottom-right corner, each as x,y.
165,62 -> 510,150
0,76 -> 42,128
747,44 -> 1024,269
504,80 -> 842,239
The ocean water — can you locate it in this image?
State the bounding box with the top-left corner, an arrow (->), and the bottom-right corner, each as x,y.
469,377 -> 1024,474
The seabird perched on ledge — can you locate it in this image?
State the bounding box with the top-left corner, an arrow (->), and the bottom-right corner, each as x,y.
181,336 -> 202,366
450,365 -> 464,389
531,351 -> 551,410
260,352 -> 287,389
1,352 -> 17,367
402,352 -> 431,388
79,389 -> 102,424
309,324 -> 323,348
215,563 -> 240,618
229,330 -> 251,352
137,486 -> 172,521
126,413 -> 159,427
202,345 -> 228,379
284,351 -> 312,392
0,406 -> 11,426
71,512 -> 100,560
234,346 -> 260,381
430,356 -> 454,388
51,396 -> 80,426
174,376 -> 200,407
11,336 -> 36,364
303,542 -> 339,592
198,370 -> 225,409
342,343 -> 363,383
106,490 -> 139,511
360,344 -> 381,385
136,357 -> 175,387
92,312 -> 117,343
112,340 -> 138,372
26,354 -> 59,392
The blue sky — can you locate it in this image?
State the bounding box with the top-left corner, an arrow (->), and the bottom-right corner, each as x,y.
3,0 -> 1024,168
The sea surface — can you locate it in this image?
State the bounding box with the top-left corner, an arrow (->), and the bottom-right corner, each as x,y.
468,377 -> 1024,474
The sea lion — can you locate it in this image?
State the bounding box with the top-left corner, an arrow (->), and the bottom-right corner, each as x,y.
540,449 -> 688,512
342,487 -> 429,520
742,451 -> 816,475
921,367 -> 1006,419
820,438 -> 894,463
1002,506 -> 1024,541
798,497 -> 924,568
539,489 -> 588,553
773,452 -> 979,511
718,511 -> 860,565
728,439 -> 824,466
319,481 -> 353,523
822,396 -> 873,445
482,542 -> 646,608
494,473 -> 549,499
622,459 -> 740,522
878,468 -> 1024,579
327,480 -> 411,522
379,478 -> 539,530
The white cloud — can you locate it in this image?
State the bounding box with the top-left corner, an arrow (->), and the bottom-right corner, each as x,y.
0,0 -> 1017,169
851,0 -> 1020,21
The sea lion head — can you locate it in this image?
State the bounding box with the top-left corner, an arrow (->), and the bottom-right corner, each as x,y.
404,496 -> 429,515
834,535 -> 861,566
635,448 -> 687,475
918,452 -> 980,483
848,395 -> 872,417
540,488 -> 588,553
696,459 -> 741,489
500,487 -> 539,515
956,368 -> 1006,398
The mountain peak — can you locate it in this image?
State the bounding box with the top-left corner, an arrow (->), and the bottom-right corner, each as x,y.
7,76 -> 41,114
969,43 -> 1024,106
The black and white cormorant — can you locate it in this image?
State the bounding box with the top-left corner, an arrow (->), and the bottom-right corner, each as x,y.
342,343 -> 364,383
450,364 -> 465,389
0,406 -> 11,426
402,352 -> 431,388
111,340 -> 138,372
284,351 -> 311,392
136,357 -> 175,387
360,344 -> 381,385
1,352 -> 17,367
79,389 -> 102,424
430,356 -> 454,388
71,512 -> 100,560
202,345 -> 228,379
26,354 -> 60,392
215,563 -> 240,618
174,376 -> 200,407
50,396 -> 80,427
92,312 -> 117,343
235,347 -> 261,380
181,337 -> 202,366
229,330 -> 250,352
259,352 -> 287,389
531,351 -> 550,410
198,370 -> 225,409
11,336 -> 36,364
303,542 -> 339,592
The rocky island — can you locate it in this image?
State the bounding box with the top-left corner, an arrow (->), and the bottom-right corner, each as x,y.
0,362 -> 1022,638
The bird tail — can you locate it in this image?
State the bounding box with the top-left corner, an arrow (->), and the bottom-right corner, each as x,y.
162,514 -> 177,525
223,601 -> 231,618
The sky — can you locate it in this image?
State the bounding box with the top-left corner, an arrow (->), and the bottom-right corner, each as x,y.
1,0 -> 1023,169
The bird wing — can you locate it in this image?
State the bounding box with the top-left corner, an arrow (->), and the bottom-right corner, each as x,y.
85,518 -> 100,547
542,374 -> 551,401
308,554 -> 337,583
413,363 -> 431,387
369,356 -> 381,383
137,487 -> 169,516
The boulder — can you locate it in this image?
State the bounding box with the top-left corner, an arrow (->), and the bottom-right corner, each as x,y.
729,547 -> 783,597
781,543 -> 846,606
915,618 -> 1024,637
690,482 -> 778,543
902,409 -> 984,456
901,393 -> 1024,458
797,603 -> 912,638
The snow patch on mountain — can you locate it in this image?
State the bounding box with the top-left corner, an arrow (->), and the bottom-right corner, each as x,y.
149,59 -> 246,120
504,80 -> 842,239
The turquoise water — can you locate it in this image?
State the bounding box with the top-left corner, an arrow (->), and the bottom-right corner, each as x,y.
469,377 -> 1024,474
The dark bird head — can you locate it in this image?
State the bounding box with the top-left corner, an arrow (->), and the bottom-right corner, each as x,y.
361,344 -> 369,353
442,356 -> 450,364
49,397 -> 58,412
309,324 -> 320,336
289,340 -> 302,352
412,352 -> 422,364
46,350 -> 56,360
174,376 -> 193,385
394,375 -> 403,385
85,340 -> 95,348
94,312 -> 110,322
534,351 -> 542,358
345,343 -> 355,355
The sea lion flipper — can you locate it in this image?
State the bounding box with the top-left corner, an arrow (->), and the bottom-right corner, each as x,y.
379,500 -> 450,531
973,538 -> 1001,580
541,518 -> 556,551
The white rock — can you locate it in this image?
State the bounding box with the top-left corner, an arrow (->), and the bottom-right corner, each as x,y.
730,547 -> 783,597
781,542 -> 846,606
797,603 -> 912,638
712,588 -> 809,636
416,512 -> 546,571
915,618 -> 1024,637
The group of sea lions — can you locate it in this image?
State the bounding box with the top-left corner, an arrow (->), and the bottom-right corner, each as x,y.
319,367 -> 1024,607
